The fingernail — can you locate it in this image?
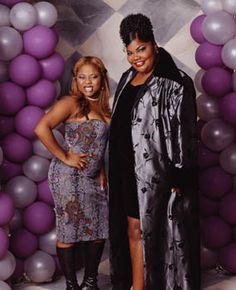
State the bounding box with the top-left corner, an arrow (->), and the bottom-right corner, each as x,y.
100,186 -> 104,191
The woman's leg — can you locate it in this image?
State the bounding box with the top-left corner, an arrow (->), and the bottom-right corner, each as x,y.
127,216 -> 144,290
80,239 -> 105,290
56,240 -> 80,290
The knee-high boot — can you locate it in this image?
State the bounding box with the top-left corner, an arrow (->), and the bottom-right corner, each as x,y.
56,246 -> 80,290
80,240 -> 105,290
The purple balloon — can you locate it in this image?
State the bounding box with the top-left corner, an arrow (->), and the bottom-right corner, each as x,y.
23,201 -> 55,235
0,227 -> 9,259
23,25 -> 58,60
201,246 -> 218,270
8,209 -> 23,231
198,142 -> 219,168
190,14 -> 206,44
2,133 -> 32,163
220,144 -> 236,175
37,179 -> 54,206
202,67 -> 232,98
9,54 -> 41,87
15,105 -> 44,139
0,0 -> 30,7
0,116 -> 14,138
195,42 -> 223,70
220,92 -> 236,124
10,228 -> 38,259
0,81 -> 26,115
39,52 -> 65,82
201,216 -> 232,249
219,243 -> 236,273
26,79 -> 56,108
0,192 -> 14,226
11,258 -> 24,281
197,119 -> 206,138
197,93 -> 219,121
200,195 -> 219,217
219,192 -> 236,224
0,159 -> 22,182
199,166 -> 233,199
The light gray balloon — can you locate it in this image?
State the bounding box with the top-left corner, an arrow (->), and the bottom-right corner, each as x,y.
0,281 -> 11,290
0,4 -> 10,27
0,251 -> 16,280
0,61 -> 9,82
201,0 -> 223,14
39,228 -> 57,255
194,69 -> 205,93
8,208 -> 23,231
23,155 -> 50,182
10,2 -> 37,31
33,129 -> 64,159
202,11 -> 236,45
223,0 -> 236,14
34,1 -> 58,28
222,39 -> 236,70
6,175 -> 37,208
197,94 -> 219,121
0,26 -> 23,61
220,144 -> 236,175
25,250 -> 56,283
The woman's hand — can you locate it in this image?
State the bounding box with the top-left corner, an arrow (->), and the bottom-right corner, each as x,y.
64,145 -> 88,169
99,168 -> 107,192
171,187 -> 182,196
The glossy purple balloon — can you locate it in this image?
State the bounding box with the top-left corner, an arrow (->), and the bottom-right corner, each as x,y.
0,227 -> 9,259
0,192 -> 14,226
201,119 -> 235,152
10,228 -> 38,259
220,92 -> 236,124
0,159 -> 22,182
201,216 -> 232,249
23,201 -> 55,235
201,246 -> 218,270
197,94 -> 219,121
202,67 -> 232,98
198,142 -> 219,169
197,119 -> 206,138
23,25 -> 58,59
9,209 -> 23,231
195,42 -> 223,70
199,166 -> 233,199
200,195 -> 219,217
219,243 -> 236,273
0,116 -> 14,138
9,54 -> 41,87
39,52 -> 65,82
219,192 -> 236,224
26,79 -> 56,108
0,81 -> 26,115
190,14 -> 206,44
37,179 -> 54,206
15,105 -> 44,139
220,144 -> 236,175
2,133 -> 32,163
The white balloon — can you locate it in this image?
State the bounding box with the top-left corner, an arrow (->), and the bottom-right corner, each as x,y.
10,2 -> 37,31
202,0 -> 223,14
0,251 -> 16,280
39,228 -> 57,255
223,0 -> 236,14
0,4 -> 10,26
23,155 -> 50,182
34,1 -> 58,28
0,281 -> 11,290
222,39 -> 236,69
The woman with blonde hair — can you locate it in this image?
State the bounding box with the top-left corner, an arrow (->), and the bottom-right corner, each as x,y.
35,56 -> 111,290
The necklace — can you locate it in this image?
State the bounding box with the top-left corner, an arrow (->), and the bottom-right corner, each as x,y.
86,96 -> 99,102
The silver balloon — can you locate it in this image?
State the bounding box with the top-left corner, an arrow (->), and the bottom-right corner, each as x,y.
0,4 -> 10,26
222,39 -> 236,70
39,228 -> 57,255
0,26 -> 23,61
0,251 -> 16,280
34,1 -> 58,28
197,94 -> 219,121
202,11 -> 236,45
194,69 -> 205,93
8,208 -> 23,231
33,129 -> 64,159
223,0 -> 236,14
25,250 -> 56,283
10,2 -> 37,31
0,61 -> 9,82
6,175 -> 37,208
201,0 -> 223,14
23,155 -> 50,182
0,146 -> 3,166
0,281 -> 11,290
220,144 -> 236,175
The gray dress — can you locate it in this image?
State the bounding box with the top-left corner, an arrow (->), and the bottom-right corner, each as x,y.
48,119 -> 109,243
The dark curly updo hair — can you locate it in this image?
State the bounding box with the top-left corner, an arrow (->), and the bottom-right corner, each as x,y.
120,13 -> 155,47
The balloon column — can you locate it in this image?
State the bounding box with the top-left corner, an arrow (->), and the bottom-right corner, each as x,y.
191,0 -> 236,273
0,0 -> 65,287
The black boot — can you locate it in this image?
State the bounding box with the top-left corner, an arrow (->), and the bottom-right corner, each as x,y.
56,246 -> 80,290
80,240 -> 105,290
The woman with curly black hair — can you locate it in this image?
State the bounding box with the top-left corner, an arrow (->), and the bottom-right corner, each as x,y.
109,13 -> 200,290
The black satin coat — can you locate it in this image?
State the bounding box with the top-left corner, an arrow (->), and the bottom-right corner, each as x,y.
109,48 -> 200,290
